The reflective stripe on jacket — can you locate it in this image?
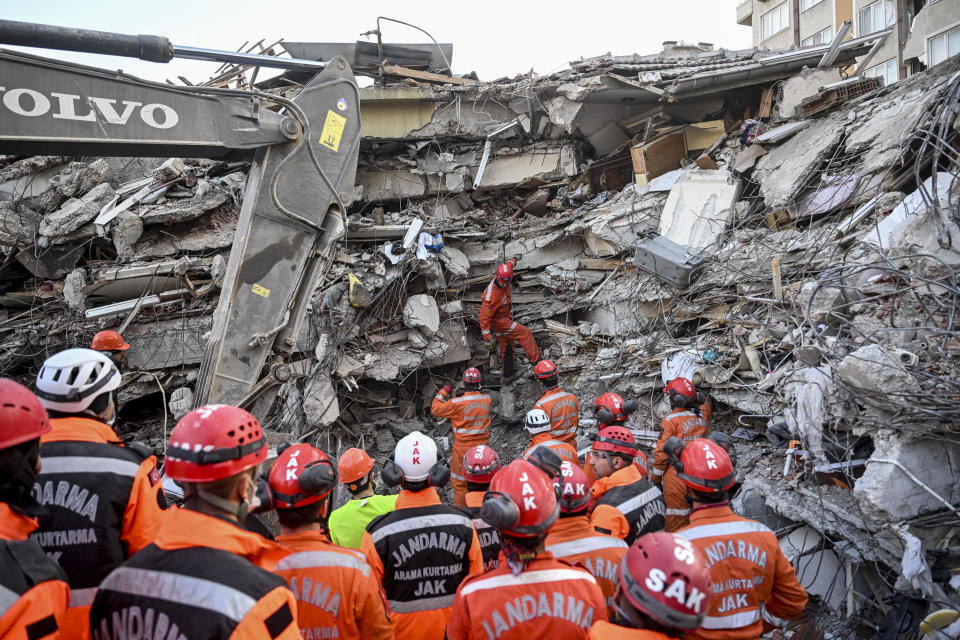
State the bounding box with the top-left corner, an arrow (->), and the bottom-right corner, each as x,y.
544,516 -> 627,614
460,492 -> 501,570
478,258 -> 517,339
534,388 -> 579,444
590,465 -> 665,544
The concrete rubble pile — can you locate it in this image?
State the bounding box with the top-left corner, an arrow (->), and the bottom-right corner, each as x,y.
2,35 -> 959,636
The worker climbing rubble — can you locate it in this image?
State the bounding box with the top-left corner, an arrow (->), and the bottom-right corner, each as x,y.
447,458 -> 606,640
457,444 -> 503,569
532,359 -> 580,447
479,256 -> 541,379
328,447 -> 398,550
431,367 -> 493,506
653,377 -> 711,531
266,443 -> 394,640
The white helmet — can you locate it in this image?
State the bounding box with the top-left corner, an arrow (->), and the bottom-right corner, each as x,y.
35,348 -> 121,414
524,408 -> 551,435
394,431 -> 437,482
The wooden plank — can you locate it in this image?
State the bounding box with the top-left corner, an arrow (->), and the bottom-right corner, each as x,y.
758,87 -> 774,119
631,132 -> 687,184
381,64 -> 477,86
579,258 -> 621,270
684,120 -> 726,151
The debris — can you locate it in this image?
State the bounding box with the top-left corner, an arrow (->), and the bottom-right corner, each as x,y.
402,294 -> 439,337
659,169 -> 739,251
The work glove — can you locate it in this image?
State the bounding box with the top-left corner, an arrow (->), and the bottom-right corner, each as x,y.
484,339 -> 496,350
512,254 -> 522,263
440,384 -> 452,396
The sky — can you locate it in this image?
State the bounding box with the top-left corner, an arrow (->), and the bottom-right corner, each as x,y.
0,0 -> 753,84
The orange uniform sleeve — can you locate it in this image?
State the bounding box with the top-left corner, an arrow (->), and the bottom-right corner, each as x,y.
228,585 -> 300,640
121,456 -> 168,554
478,293 -> 498,335
360,531 -> 385,586
0,579 -> 70,640
466,527 -> 483,576
762,546 -> 809,627
590,505 -> 629,541
356,570 -> 395,640
653,417 -> 677,481
700,399 -> 712,426
446,579 -> 474,640
430,389 -> 457,420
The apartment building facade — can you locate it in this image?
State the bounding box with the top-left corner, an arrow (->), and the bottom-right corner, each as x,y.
736,0 -> 960,84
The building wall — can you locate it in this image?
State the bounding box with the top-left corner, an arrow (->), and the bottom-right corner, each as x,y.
902,0 -> 960,64
853,0 -> 899,74
798,0 -> 835,42
756,0 -> 797,49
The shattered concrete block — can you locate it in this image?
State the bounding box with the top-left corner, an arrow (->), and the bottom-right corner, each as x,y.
111,211 -> 144,259
441,300 -> 463,316
38,182 -> 115,242
334,353 -> 364,378
854,434 -> 960,520
51,159 -> 109,200
356,170 -> 427,201
133,205 -> 238,258
775,68 -> 842,121
376,429 -> 396,454
124,315 -> 213,370
796,282 -> 849,324
438,245 -> 470,279
837,343 -> 920,398
62,268 -> 87,313
845,84 -> 930,176
475,144 -> 578,190
543,95 -> 584,133
303,374 -> 340,427
659,170 -> 739,251
407,329 -> 429,349
0,202 -> 40,246
754,119 -> 844,210
139,181 -> 230,225
168,387 -> 194,420
16,244 -> 84,279
153,158 -> 185,182
402,294 -> 439,337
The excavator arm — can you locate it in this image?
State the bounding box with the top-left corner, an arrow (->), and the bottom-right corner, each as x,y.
0,21 -> 361,418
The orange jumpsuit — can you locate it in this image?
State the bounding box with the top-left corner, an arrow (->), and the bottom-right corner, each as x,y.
653,403 -> 711,531
479,258 -> 540,366
361,487 -> 483,640
274,529 -> 394,640
37,417 -> 168,640
533,387 -> 580,447
431,387 -> 492,506
447,553 -> 606,640
589,464 -> 665,544
0,503 -> 70,640
544,515 -> 628,615
678,504 -> 808,640
90,506 -> 300,640
589,621 -> 676,639
526,433 -> 580,468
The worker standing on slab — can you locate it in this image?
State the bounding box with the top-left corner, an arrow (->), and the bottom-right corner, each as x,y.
479,256 -> 541,378
673,438 -> 807,640
90,330 -> 130,369
267,443 -> 394,640
457,444 -> 502,569
361,431 -> 482,640
0,379 -> 70,640
32,349 -> 167,640
532,359 -> 579,447
430,368 -> 492,506
592,392 -> 648,479
544,460 -> 627,615
447,458 -> 606,640
89,405 -> 300,639
329,447 -> 397,550
587,532 -> 713,640
653,378 -> 711,531
523,408 -> 580,467
588,426 -> 665,544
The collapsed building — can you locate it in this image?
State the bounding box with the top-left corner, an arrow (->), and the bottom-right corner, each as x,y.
1,29 -> 959,639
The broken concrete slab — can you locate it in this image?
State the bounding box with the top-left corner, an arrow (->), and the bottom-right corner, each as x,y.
438,245 -> 470,279
132,205 -> 238,258
168,387 -> 194,420
139,181 -> 230,225
837,343 -> 920,399
357,170 -> 428,202
62,268 -> 86,313
775,68 -> 842,121
123,315 -> 213,371
303,373 -> 340,427
111,210 -> 145,259
15,243 -> 84,279
474,144 -> 578,190
659,170 -> 739,252
38,182 -> 115,244
754,119 -> 844,210
845,83 -> 931,177
402,294 -> 440,337
0,202 -> 40,246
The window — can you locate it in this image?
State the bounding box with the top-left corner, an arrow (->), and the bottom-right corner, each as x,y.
801,0 -> 824,10
802,28 -> 833,46
928,27 -> 960,66
864,58 -> 898,85
761,3 -> 790,40
857,0 -> 894,35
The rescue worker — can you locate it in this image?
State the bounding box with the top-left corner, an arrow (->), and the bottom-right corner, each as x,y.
458,444 -> 502,569
328,447 -> 397,550
90,330 -> 130,369
589,426 -> 665,544
89,405 -> 300,639
479,256 -> 540,378
532,360 -> 579,447
32,348 -> 167,639
589,392 -> 648,484
431,368 -> 493,506
523,408 -> 579,467
447,458 -> 606,640
0,379 -> 70,639
361,431 -> 482,640
588,532 -> 713,640
266,443 -> 394,640
544,460 -> 627,614
653,377 -> 711,531
673,438 -> 807,640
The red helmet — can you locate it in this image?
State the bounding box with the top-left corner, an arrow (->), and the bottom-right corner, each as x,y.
618,532 -> 712,630
0,379 -> 51,449
595,392 -> 627,425
268,444 -> 337,509
496,262 -> 514,283
480,459 -> 559,538
338,448 -> 375,486
592,425 -> 637,457
165,405 -> 267,483
557,460 -> 590,513
677,438 -> 736,493
463,445 -> 500,484
533,359 -> 558,380
91,330 -> 131,352
635,450 -> 650,478
665,377 -> 696,399
463,368 -> 482,384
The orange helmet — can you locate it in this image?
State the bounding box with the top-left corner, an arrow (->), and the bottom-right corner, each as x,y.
480,459 -> 559,538
165,405 -> 267,483
267,444 -> 337,509
0,379 -> 51,449
91,330 -> 130,352
338,448 -> 375,488
677,438 -> 737,494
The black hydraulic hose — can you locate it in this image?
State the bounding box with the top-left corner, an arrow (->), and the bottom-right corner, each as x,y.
0,19 -> 172,63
